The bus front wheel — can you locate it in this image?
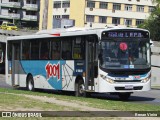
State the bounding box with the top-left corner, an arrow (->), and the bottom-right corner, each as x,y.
118,93 -> 131,100
27,76 -> 34,91
75,80 -> 85,97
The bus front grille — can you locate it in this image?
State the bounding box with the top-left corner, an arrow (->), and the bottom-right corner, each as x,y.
115,86 -> 143,90
114,80 -> 142,82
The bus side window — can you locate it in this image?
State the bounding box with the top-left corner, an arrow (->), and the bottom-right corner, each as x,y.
40,40 -> 50,60
62,39 -> 72,60
22,41 -> 30,60
73,37 -> 84,60
51,41 -> 61,60
31,40 -> 40,60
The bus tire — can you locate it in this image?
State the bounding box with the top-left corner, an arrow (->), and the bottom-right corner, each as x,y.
118,93 -> 131,101
27,75 -> 34,91
85,92 -> 92,98
75,80 -> 85,97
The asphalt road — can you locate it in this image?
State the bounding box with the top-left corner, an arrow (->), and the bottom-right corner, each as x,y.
0,74 -> 160,105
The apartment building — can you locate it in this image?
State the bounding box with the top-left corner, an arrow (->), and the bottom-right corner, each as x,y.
39,0 -> 155,30
0,0 -> 40,28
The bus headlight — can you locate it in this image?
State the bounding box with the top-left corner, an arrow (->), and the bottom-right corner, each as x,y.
141,74 -> 151,83
141,77 -> 150,83
100,74 -> 115,84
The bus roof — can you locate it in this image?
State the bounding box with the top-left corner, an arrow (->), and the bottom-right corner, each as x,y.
7,27 -> 102,41
7,27 -> 149,41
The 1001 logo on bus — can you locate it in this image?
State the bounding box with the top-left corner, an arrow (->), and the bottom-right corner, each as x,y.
45,62 -> 60,80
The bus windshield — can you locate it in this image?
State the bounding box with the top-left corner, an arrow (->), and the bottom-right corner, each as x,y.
99,39 -> 150,70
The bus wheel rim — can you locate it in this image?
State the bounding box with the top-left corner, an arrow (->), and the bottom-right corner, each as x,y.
28,81 -> 33,90
79,84 -> 84,94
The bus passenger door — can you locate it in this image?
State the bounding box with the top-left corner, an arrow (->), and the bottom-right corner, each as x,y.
85,35 -> 98,91
11,43 -> 20,86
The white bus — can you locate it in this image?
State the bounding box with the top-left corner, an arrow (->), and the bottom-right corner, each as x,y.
0,40 -> 6,74
6,27 -> 151,100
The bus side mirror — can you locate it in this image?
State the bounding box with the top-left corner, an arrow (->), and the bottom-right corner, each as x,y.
150,40 -> 154,46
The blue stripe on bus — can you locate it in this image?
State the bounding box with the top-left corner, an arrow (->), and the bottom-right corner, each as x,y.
20,60 -> 66,90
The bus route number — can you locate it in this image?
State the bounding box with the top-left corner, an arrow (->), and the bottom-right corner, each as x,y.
45,62 -> 60,80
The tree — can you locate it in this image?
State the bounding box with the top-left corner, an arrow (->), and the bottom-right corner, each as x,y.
138,0 -> 160,41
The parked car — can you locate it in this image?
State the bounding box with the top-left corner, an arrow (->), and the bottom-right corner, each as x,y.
1,23 -> 18,31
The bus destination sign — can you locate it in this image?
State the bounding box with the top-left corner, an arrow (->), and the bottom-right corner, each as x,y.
102,31 -> 149,38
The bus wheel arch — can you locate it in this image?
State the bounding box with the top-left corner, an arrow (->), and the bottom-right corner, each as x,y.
26,74 -> 34,91
75,76 -> 85,97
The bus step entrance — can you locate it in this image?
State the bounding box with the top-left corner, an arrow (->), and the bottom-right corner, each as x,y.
88,79 -> 94,86
85,90 -> 94,92
12,85 -> 19,88
87,86 -> 95,91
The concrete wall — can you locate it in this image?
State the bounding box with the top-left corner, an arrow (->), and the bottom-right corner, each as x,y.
151,46 -> 160,87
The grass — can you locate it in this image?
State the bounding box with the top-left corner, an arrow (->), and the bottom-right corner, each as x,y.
0,87 -> 160,111
0,92 -> 75,111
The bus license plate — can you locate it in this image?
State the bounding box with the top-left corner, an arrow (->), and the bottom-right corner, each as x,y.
125,85 -> 133,89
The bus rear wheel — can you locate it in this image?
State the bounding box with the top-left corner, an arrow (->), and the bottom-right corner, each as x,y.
27,76 -> 34,91
75,80 -> 85,97
118,93 -> 131,100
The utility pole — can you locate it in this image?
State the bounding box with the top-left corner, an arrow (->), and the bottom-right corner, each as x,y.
42,0 -> 49,30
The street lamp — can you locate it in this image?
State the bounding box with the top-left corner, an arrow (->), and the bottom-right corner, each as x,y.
12,10 -> 15,24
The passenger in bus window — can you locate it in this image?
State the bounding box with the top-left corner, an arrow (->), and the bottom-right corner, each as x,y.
23,52 -> 29,60
65,50 -> 71,59
42,52 -> 49,59
73,51 -> 82,59
52,50 -> 60,59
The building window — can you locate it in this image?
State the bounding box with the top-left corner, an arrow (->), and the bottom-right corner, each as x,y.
125,19 -> 132,26
26,11 -> 36,15
137,5 -> 144,12
149,6 -> 154,12
87,1 -> 95,8
54,1 -> 61,8
136,19 -> 144,26
99,2 -> 108,9
62,15 -> 69,19
113,3 -> 121,10
125,4 -> 132,11
62,1 -> 70,8
86,15 -> 94,22
9,9 -> 18,13
26,0 -> 31,4
53,15 -> 61,19
32,0 -> 36,4
112,17 -> 120,25
12,0 -> 19,2
99,16 -> 107,23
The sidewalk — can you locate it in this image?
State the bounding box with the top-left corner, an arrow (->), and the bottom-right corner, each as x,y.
151,86 -> 160,90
